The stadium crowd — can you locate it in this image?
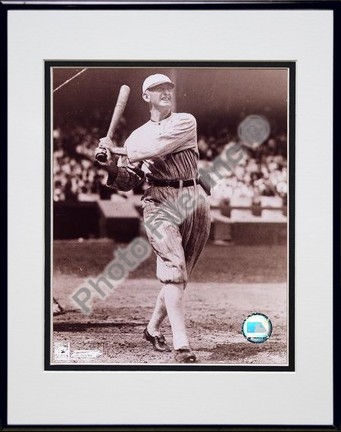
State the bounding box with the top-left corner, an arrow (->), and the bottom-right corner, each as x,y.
53,118 -> 287,206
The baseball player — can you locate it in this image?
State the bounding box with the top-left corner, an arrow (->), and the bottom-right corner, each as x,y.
96,74 -> 211,363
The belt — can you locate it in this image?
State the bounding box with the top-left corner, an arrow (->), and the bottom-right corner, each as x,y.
146,177 -> 198,188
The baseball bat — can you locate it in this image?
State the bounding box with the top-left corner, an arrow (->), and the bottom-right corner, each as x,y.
96,84 -> 131,162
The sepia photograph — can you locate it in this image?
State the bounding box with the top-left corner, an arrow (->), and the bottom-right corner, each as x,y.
47,63 -> 293,368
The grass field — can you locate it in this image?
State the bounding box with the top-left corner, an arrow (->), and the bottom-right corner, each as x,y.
52,239 -> 288,366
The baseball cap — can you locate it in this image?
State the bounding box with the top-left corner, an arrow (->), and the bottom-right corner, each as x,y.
142,74 -> 175,93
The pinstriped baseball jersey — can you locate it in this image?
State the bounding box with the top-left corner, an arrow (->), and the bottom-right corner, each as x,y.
106,112 -> 211,284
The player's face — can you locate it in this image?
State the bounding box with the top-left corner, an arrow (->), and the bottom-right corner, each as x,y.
145,83 -> 173,109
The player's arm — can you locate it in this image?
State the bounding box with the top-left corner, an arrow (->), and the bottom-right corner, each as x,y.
97,136 -> 128,156
127,114 -> 197,162
106,162 -> 144,192
95,137 -> 144,192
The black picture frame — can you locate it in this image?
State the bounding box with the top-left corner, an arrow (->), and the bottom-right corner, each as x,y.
1,1 -> 340,431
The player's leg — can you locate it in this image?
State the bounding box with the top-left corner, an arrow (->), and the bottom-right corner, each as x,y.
163,282 -> 188,349
142,193 -> 196,361
144,285 -> 171,352
143,217 -> 194,357
146,220 -> 189,339
146,285 -> 167,336
180,185 -> 211,276
165,186 -> 210,362
144,212 -> 188,338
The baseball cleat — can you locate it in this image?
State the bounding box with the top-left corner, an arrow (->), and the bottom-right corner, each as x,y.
174,348 -> 197,363
143,328 -> 171,352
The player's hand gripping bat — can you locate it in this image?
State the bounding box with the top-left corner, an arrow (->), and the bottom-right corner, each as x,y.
95,84 -> 130,162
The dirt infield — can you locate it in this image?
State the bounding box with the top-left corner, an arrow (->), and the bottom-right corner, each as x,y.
52,240 -> 288,366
